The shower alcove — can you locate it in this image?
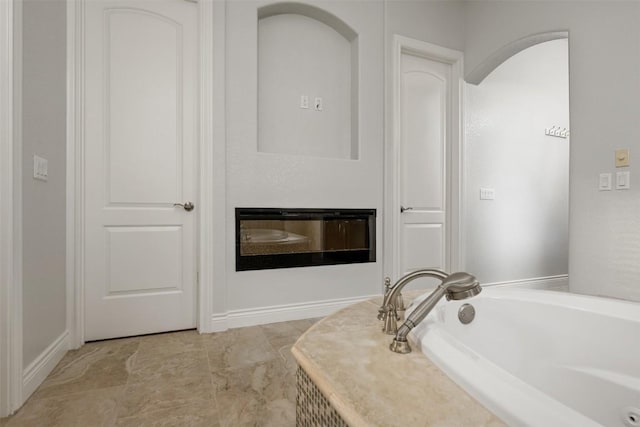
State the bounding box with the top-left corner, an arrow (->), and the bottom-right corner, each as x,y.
257,3 -> 359,159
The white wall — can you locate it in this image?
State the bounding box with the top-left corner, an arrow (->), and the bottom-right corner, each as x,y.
258,13 -> 355,159
224,0 -> 384,314
465,40 -> 569,285
385,0 -> 464,52
211,0 -> 470,324
464,1 -> 640,302
21,0 -> 67,367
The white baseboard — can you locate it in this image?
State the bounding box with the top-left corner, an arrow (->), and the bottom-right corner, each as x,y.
22,330 -> 69,401
209,295 -> 378,332
484,274 -> 569,292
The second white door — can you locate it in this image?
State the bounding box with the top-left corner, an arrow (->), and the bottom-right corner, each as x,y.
398,51 -> 452,277
83,0 -> 198,341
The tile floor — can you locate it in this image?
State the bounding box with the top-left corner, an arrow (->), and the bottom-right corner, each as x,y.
0,318 -> 320,427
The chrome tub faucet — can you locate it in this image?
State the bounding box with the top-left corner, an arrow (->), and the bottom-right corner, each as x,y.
389,271 -> 482,354
378,269 -> 449,335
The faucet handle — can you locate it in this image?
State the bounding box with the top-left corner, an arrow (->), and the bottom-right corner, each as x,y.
394,292 -> 405,311
394,293 -> 405,322
378,300 -> 394,321
379,277 -> 394,321
382,307 -> 399,335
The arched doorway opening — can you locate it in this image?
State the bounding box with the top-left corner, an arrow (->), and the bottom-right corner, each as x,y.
464,37 -> 570,289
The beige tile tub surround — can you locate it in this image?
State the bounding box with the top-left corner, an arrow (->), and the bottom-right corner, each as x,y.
3,319 -> 318,427
292,296 -> 506,427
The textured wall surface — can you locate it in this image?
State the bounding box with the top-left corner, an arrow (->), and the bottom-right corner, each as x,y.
465,40 -> 569,284
225,0 -> 384,311
258,13 -> 354,159
465,2 -> 640,301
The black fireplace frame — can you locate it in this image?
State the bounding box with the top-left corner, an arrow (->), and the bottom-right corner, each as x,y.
235,208 -> 376,271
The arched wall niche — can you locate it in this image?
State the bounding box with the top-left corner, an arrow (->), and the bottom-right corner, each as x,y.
257,2 -> 359,159
258,2 -> 357,41
466,31 -> 568,85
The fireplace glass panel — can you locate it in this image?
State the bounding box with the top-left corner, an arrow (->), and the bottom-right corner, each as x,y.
236,208 -> 376,271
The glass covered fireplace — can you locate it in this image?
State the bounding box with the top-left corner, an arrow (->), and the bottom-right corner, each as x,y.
235,208 -> 376,271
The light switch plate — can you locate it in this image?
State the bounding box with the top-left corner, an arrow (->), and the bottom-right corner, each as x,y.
33,155 -> 48,181
599,173 -> 612,191
615,148 -> 630,167
616,171 -> 630,190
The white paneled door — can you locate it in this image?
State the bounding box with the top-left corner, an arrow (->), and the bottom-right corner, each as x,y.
84,0 -> 198,340
398,52 -> 452,277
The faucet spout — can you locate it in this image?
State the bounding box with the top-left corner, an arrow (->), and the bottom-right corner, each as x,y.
390,272 -> 482,354
378,269 -> 448,334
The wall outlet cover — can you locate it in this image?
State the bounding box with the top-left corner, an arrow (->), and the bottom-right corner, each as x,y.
480,187 -> 496,200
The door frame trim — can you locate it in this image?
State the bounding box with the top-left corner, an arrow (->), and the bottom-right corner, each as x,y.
384,35 -> 464,282
0,0 -> 24,416
197,0 -> 222,333
67,0 -> 217,345
66,0 -> 83,349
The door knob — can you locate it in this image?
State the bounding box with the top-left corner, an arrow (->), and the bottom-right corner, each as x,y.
400,206 -> 413,213
174,201 -> 195,212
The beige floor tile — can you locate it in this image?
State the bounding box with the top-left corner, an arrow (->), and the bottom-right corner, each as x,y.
276,343 -> 298,373
34,339 -> 139,399
259,321 -> 304,349
291,318 -> 322,333
261,398 -> 296,427
129,350 -> 209,384
201,325 -> 265,351
117,374 -> 214,420
211,358 -> 296,398
212,359 -> 296,427
115,397 -> 220,427
136,330 -> 203,362
217,397 -> 295,427
6,320 -> 324,426
6,386 -> 123,427
204,326 -> 276,370
260,318 -> 321,345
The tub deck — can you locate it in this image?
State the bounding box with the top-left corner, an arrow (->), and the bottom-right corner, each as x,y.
291,291 -> 504,426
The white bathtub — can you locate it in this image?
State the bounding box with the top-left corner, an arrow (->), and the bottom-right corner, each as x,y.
407,287 -> 640,427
